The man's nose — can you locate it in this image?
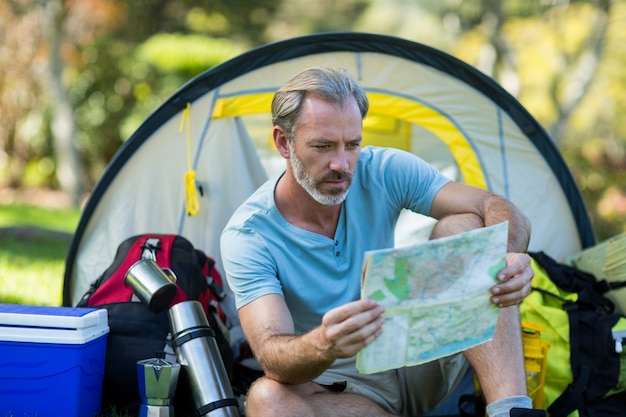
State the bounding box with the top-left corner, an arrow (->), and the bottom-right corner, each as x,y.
329,149 -> 349,172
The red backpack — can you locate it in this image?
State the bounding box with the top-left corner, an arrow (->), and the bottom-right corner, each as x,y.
80,234 -> 226,320
77,234 -> 233,414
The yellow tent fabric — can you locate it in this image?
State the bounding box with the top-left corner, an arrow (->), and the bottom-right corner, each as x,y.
213,92 -> 488,189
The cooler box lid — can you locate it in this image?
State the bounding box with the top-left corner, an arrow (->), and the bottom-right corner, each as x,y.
0,304 -> 109,344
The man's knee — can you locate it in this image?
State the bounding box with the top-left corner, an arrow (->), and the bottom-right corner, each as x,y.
430,213 -> 484,240
246,377 -> 283,410
245,377 -> 322,416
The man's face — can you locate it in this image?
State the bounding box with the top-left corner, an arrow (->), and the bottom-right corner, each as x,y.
288,95 -> 363,206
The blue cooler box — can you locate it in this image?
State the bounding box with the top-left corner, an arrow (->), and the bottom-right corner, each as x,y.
0,304 -> 109,417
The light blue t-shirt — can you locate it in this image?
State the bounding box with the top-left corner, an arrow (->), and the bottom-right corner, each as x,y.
220,146 -> 450,334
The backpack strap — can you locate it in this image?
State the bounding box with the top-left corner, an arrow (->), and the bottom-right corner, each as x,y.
527,286 -> 588,417
546,301 -> 589,417
530,251 -> 615,313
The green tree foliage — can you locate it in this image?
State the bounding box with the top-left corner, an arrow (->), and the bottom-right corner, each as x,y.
371,0 -> 624,242
265,0 -> 370,38
560,1 -> 626,240
1,1 -> 265,191
0,1 -> 49,188
137,33 -> 247,77
65,1 -> 275,185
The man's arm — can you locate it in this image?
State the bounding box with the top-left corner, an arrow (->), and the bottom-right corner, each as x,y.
430,181 -> 533,307
430,182 -> 531,252
239,294 -> 384,384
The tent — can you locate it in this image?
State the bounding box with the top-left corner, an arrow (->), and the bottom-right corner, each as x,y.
63,32 -> 594,307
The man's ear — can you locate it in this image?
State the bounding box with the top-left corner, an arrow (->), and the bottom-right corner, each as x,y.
273,126 -> 290,159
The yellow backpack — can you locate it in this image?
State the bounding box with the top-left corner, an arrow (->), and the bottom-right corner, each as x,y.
520,252 -> 626,417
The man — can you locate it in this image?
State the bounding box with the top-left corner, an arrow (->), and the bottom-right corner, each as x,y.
221,66 -> 543,417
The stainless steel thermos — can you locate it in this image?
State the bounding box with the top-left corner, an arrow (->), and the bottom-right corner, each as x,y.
168,301 -> 240,417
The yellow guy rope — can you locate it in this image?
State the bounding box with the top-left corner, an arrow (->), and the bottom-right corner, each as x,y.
180,103 -> 200,216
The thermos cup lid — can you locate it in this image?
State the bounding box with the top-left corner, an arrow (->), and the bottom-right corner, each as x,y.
168,300 -> 211,337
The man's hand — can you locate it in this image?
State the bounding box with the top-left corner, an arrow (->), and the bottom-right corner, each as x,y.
490,252 -> 534,308
239,295 -> 385,383
318,299 -> 385,359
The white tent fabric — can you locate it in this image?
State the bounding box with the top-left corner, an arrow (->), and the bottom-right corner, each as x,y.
64,33 -> 593,306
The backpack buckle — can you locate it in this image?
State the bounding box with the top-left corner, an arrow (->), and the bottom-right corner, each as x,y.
141,237 -> 161,261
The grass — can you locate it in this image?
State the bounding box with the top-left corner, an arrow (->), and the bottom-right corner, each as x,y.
0,203 -> 81,306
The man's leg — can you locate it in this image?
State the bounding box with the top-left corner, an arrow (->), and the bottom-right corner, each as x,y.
244,377 -> 399,417
430,214 -> 532,417
463,306 -> 527,403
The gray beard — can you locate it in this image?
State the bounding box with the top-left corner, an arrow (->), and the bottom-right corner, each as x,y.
289,147 -> 349,206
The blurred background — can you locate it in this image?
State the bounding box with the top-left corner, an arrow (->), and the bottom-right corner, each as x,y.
1,0 -> 625,305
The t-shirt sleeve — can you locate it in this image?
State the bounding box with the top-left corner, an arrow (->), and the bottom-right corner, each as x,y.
371,147 -> 451,215
220,226 -> 284,310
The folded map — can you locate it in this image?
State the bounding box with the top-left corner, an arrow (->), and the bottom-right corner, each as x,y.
356,221 -> 508,374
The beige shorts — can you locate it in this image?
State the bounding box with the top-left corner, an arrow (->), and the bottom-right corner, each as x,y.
313,354 -> 469,416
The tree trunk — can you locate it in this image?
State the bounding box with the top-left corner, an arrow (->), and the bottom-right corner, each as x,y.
45,0 -> 84,207
549,0 -> 610,144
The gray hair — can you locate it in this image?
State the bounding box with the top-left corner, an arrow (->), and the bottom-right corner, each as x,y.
271,66 -> 369,141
